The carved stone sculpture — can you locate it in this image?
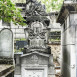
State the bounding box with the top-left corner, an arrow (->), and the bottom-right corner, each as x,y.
14,0 -> 55,77
25,0 -> 46,16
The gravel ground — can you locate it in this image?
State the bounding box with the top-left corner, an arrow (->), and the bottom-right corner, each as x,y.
54,61 -> 61,77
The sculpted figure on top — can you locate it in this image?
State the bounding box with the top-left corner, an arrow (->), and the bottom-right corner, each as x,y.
25,0 -> 46,16
24,0 -> 51,54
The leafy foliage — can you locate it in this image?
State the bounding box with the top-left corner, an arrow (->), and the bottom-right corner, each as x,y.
0,0 -> 26,26
38,0 -> 63,12
12,0 -> 26,3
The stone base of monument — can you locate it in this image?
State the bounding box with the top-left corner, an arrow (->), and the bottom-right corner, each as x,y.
19,51 -> 55,77
48,67 -> 55,77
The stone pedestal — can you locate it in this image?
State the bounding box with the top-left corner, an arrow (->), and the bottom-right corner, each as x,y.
20,51 -> 55,77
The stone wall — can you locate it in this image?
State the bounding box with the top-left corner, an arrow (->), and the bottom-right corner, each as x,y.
48,44 -> 61,61
56,1 -> 77,77
61,13 -> 77,77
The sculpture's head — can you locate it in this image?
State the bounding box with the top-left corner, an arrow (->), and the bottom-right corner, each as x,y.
26,0 -> 37,3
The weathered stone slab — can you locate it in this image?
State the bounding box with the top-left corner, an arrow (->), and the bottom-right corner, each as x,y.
21,52 -> 49,65
61,45 -> 76,77
62,25 -> 76,45
0,65 -> 14,77
0,28 -> 13,58
21,65 -> 48,77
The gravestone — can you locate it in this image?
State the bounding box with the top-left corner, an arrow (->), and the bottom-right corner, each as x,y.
14,0 -> 55,77
0,28 -> 14,64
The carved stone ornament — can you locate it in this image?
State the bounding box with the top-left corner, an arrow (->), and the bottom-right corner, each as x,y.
25,0 -> 46,16
30,55 -> 38,64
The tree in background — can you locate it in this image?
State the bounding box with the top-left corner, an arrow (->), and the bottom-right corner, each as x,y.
0,0 -> 26,26
38,0 -> 63,12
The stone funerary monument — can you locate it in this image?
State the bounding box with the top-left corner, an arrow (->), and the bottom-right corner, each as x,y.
14,0 -> 55,77
0,28 -> 14,77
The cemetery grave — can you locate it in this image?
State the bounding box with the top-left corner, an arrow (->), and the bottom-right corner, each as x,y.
0,0 -> 64,77
0,28 -> 14,77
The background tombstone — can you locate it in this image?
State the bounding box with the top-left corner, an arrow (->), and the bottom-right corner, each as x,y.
0,28 -> 13,58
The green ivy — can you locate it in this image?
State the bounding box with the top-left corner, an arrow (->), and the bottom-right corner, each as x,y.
0,0 -> 26,26
15,38 -> 26,41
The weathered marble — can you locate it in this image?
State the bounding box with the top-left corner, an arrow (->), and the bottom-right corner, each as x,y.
57,2 -> 77,77
0,28 -> 13,58
14,0 -> 55,77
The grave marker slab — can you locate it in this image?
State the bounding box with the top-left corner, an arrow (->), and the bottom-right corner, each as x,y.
0,28 -> 13,58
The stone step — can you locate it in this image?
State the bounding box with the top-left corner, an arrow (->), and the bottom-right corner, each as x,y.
0,65 -> 14,76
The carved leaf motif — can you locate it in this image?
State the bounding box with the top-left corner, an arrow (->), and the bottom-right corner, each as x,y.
31,55 -> 38,64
